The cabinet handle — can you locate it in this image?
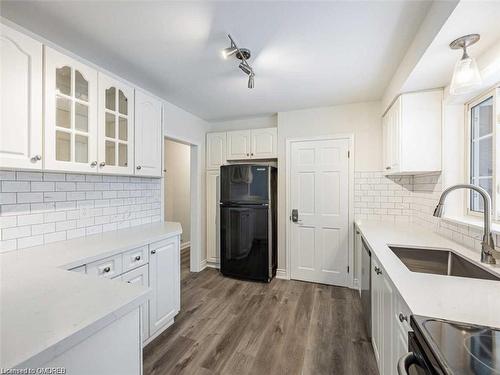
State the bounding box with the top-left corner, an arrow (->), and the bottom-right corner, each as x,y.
385,166 -> 391,170
251,153 -> 254,156
399,313 -> 408,323
90,161 -> 97,167
99,162 -> 106,168
31,155 -> 42,162
136,165 -> 142,170
374,266 -> 382,275
246,153 -> 249,157
135,255 -> 141,261
151,250 -> 156,255
103,266 -> 111,273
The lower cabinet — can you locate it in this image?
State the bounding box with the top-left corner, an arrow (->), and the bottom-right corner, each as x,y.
371,254 -> 411,375
148,236 -> 180,338
121,265 -> 150,342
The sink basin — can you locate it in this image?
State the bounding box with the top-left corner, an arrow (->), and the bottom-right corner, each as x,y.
388,246 -> 500,281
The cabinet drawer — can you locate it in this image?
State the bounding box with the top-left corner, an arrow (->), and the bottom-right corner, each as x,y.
86,254 -> 123,279
123,245 -> 149,272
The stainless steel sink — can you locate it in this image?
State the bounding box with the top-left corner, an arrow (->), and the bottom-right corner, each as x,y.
388,246 -> 500,281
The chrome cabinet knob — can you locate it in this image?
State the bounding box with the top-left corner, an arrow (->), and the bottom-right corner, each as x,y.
374,266 -> 382,275
151,250 -> 156,255
103,266 -> 111,273
398,313 -> 408,323
135,255 -> 141,261
136,165 -> 142,170
90,161 -> 97,167
251,153 -> 254,156
31,155 -> 42,162
385,166 -> 391,170
99,162 -> 106,168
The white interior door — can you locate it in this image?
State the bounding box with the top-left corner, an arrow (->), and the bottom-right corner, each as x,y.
290,138 -> 350,286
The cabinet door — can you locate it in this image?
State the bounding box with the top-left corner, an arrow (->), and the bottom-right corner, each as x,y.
390,98 -> 401,172
149,237 -> 180,335
206,132 -> 226,169
206,170 -> 220,265
227,130 -> 251,160
251,128 -> 277,159
134,90 -> 162,177
121,265 -> 150,342
0,25 -> 43,170
98,73 -> 134,175
381,270 -> 395,375
44,47 -> 98,172
371,258 -> 382,366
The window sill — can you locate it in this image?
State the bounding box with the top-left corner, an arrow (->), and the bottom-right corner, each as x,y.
441,215 -> 500,236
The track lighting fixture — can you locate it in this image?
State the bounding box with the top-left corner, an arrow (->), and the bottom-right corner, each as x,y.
449,34 -> 482,95
222,34 -> 255,89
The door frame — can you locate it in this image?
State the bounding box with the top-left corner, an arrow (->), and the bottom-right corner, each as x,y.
162,135 -> 201,273
285,133 -> 355,288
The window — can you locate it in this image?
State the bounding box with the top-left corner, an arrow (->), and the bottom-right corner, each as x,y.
467,89 -> 497,215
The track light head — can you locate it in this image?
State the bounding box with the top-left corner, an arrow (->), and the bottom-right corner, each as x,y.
248,74 -> 255,89
239,63 -> 252,75
222,47 -> 238,59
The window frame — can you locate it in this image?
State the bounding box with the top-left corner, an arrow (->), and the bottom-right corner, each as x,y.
465,88 -> 498,219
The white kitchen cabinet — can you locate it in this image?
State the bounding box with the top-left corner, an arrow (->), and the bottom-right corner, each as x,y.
98,73 -> 135,175
206,132 -> 226,170
134,90 -> 162,177
121,264 -> 150,342
0,24 -> 43,170
371,252 -> 411,375
383,90 -> 442,175
226,128 -> 278,160
149,237 -> 180,337
44,47 -> 99,173
227,130 -> 251,160
251,127 -> 277,159
206,170 -> 221,266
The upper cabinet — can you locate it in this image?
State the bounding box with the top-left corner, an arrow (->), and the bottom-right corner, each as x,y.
0,24 -> 43,170
227,130 -> 252,160
226,128 -> 277,161
382,90 -> 442,175
251,128 -> 277,159
98,73 -> 135,175
135,90 -> 162,177
44,47 -> 98,173
206,132 -> 226,170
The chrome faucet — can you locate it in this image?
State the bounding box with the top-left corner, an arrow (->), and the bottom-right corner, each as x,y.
433,184 -> 500,264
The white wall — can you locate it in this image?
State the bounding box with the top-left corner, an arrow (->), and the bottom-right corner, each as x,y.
208,114 -> 277,132
164,139 -> 191,244
163,101 -> 208,270
276,101 -> 382,271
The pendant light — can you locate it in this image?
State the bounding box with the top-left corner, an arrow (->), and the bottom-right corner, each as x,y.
449,34 -> 482,95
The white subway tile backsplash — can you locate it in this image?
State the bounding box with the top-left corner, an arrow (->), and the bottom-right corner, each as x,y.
0,170 -> 162,251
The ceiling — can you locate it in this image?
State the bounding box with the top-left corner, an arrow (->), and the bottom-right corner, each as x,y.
1,1 -> 432,121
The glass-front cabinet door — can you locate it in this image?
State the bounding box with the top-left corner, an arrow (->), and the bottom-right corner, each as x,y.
98,73 -> 134,175
44,47 -> 98,172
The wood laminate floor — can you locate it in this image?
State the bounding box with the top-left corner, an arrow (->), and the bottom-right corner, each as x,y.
144,251 -> 378,375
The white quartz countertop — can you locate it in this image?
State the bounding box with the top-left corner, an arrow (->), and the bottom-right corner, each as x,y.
0,222 -> 182,369
355,220 -> 500,328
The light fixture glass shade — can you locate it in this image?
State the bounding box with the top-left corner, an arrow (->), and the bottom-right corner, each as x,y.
450,55 -> 482,95
222,47 -> 237,59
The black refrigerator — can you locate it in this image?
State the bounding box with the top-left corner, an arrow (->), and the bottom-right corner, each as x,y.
220,164 -> 277,282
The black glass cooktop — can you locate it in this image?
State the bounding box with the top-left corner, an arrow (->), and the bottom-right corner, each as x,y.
412,315 -> 500,374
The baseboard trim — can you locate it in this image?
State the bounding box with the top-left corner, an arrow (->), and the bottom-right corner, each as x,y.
198,259 -> 207,271
206,260 -> 220,269
180,241 -> 190,250
276,268 -> 289,280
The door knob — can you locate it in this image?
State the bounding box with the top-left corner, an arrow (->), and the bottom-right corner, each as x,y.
291,209 -> 299,223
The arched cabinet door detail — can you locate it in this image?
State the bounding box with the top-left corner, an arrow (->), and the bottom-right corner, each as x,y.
98,73 -> 135,175
0,24 -> 43,170
44,46 -> 98,172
